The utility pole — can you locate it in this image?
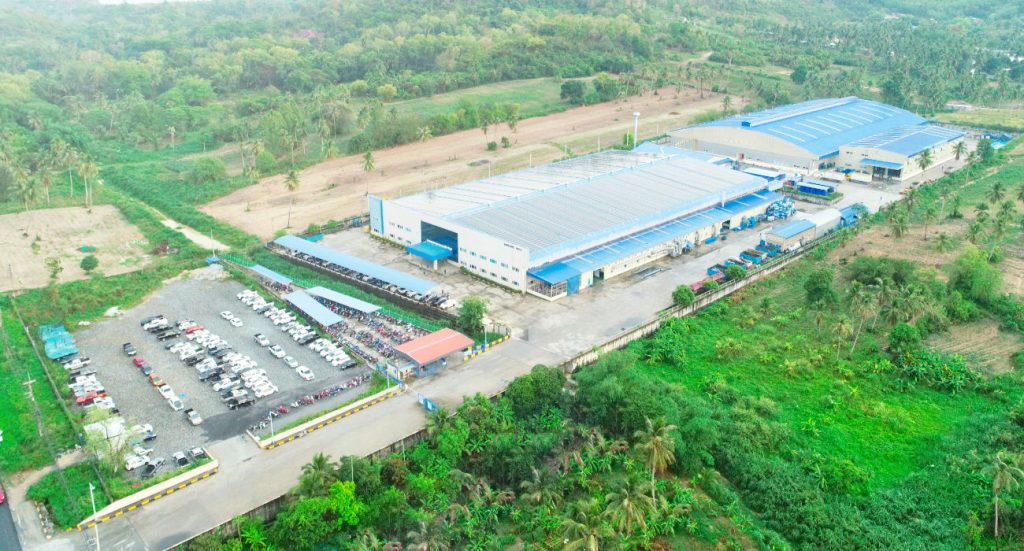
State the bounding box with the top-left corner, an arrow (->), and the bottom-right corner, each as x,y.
89,482 -> 100,551
633,112 -> 640,149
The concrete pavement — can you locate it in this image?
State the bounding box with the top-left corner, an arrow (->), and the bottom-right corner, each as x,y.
26,183 -> 909,551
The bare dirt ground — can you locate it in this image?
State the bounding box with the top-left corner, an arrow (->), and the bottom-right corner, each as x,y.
927,319 -> 1021,375
160,219 -> 229,250
0,205 -> 150,292
839,218 -> 968,275
1001,243 -> 1024,296
202,87 -> 729,239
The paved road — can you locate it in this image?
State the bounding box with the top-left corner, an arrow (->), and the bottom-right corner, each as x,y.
26,186 -> 904,551
0,501 -> 22,551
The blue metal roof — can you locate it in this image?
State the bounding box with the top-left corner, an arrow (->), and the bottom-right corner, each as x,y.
743,167 -> 786,180
283,290 -> 344,327
528,191 -> 781,284
691,97 -> 926,158
847,125 -> 964,157
407,241 -> 453,262
250,264 -> 293,286
840,204 -> 868,224
633,141 -> 719,162
528,263 -> 582,285
797,182 -> 832,192
274,235 -> 438,294
860,158 -> 903,169
768,219 -> 815,239
305,286 -> 380,314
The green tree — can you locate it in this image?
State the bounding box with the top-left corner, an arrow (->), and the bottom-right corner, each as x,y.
702,279 -> 720,293
284,170 -> 300,192
804,266 -> 837,306
79,255 -> 99,274
888,323 -> 920,357
976,202 -> 990,223
592,72 -> 621,102
984,451 -> 1024,551
721,94 -> 733,112
297,452 -> 338,498
45,256 -> 62,286
977,138 -> 995,163
953,140 -> 967,160
186,157 -> 227,185
949,244 -> 1002,304
504,365 -> 564,418
603,478 -> 654,536
560,80 -> 587,105
725,264 -> 746,281
988,181 -> 1006,205
405,520 -> 450,551
934,232 -> 955,252
949,194 -> 964,219
889,208 -> 909,238
561,499 -> 613,551
916,148 -> 932,173
672,285 -> 696,307
362,150 -> 374,173
922,204 -> 938,239
424,405 -> 450,440
456,296 -> 487,336
634,417 -> 677,503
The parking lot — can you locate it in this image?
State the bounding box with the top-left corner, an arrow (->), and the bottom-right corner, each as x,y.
72,266 -> 373,474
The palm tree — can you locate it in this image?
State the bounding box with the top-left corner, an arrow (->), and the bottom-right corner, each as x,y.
984,451 -> 1024,551
967,220 -> 985,244
934,232 -> 955,252
418,126 -> 432,143
889,209 -> 908,238
362,150 -> 375,173
975,202 -> 990,223
284,170 -> 300,192
297,452 -> 337,497
949,194 -> 963,218
953,141 -> 967,160
721,95 -> 733,112
12,165 -> 37,211
561,499 -> 613,551
405,520 -> 450,551
520,467 -> 561,509
604,478 -> 654,536
832,317 -> 852,360
634,417 -> 677,503
998,200 -> 1016,225
240,522 -> 269,550
988,181 -> 1006,205
78,158 -> 99,208
425,405 -> 450,439
916,148 -> 932,173
922,203 -> 938,239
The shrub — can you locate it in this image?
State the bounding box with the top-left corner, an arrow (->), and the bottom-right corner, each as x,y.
486,141 -> 498,151
949,244 -> 1001,304
79,254 -> 98,273
725,265 -> 747,281
703,279 -> 721,293
185,156 -> 227,185
672,285 -> 696,307
888,323 -> 921,357
896,349 -> 978,392
504,365 -> 565,418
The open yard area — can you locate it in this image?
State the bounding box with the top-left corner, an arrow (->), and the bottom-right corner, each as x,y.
934,106 -> 1024,132
201,87 -> 728,239
70,267 -> 375,479
0,205 -> 150,292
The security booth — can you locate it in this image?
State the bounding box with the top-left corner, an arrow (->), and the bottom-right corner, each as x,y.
394,328 -> 474,377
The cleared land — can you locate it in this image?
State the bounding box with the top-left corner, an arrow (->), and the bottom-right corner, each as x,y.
927,319 -> 1021,375
934,107 -> 1024,132
0,205 -> 150,292
202,86 -> 728,239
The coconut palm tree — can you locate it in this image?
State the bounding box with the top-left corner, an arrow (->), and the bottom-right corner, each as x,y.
984,451 -> 1024,551
78,158 -> 99,208
604,478 -> 654,537
975,202 -> 990,223
988,181 -> 1006,205
916,148 -> 932,173
967,220 -> 985,244
998,200 -> 1016,225
13,169 -> 39,211
418,126 -> 432,143
561,499 -> 613,551
934,232 -> 955,252
363,150 -> 375,173
889,209 -> 909,238
520,467 -> 562,509
634,417 -> 677,503
832,317 -> 852,360
405,520 -> 450,551
425,405 -> 450,439
953,141 -> 967,160
284,170 -> 300,192
297,452 -> 337,497
922,203 -> 938,239
949,194 -> 963,218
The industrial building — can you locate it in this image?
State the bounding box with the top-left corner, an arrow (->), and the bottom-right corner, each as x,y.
369,147 -> 789,300
669,97 -> 964,182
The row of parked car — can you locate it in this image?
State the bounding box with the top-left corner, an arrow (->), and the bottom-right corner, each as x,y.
125,444 -> 207,479
60,353 -> 119,414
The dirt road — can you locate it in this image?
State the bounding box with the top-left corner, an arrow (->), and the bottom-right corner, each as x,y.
202,87 -> 727,239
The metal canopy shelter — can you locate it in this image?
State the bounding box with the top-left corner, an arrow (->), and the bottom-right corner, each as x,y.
283,291 -> 344,327
395,329 -> 474,366
305,286 -> 380,314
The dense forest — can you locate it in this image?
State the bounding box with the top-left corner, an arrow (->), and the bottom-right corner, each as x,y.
0,0 -> 1022,211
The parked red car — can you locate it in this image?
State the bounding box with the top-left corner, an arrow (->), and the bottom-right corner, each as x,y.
184,325 -> 205,334
133,357 -> 147,368
75,391 -> 107,405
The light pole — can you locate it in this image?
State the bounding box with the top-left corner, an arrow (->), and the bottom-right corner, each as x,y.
632,112 -> 640,149
88,482 -> 100,551
268,412 -> 275,439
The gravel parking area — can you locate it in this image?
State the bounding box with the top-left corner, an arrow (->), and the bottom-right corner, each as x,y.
72,266 -> 373,472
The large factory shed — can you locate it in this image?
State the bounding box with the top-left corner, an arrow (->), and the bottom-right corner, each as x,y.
370,148 -> 787,301
669,97 -> 963,181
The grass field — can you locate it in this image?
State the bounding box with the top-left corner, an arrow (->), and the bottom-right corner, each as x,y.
934,108 -> 1024,132
0,299 -> 77,473
392,78 -> 571,120
26,463 -> 110,529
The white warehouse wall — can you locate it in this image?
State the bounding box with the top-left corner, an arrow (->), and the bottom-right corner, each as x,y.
670,126 -> 819,172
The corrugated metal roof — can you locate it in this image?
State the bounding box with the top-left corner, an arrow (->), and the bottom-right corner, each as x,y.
529,191 -> 781,283
305,286 -> 380,314
283,291 -> 344,327
768,219 -> 816,239
274,235 -> 438,294
846,125 -> 964,157
250,264 -> 293,286
860,158 -> 903,169
445,156 -> 768,264
406,241 -> 453,262
687,97 -> 925,158
395,328 -> 474,366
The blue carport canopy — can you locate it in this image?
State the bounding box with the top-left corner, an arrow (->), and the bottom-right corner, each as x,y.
305,286 -> 380,314
528,262 -> 581,285
407,241 -> 454,262
283,291 -> 344,327
861,158 -> 903,170
250,264 -> 292,286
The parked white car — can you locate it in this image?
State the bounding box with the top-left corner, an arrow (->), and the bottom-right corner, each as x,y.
220,311 -> 234,320
295,366 -> 314,381
158,385 -> 175,400
125,454 -> 149,471
283,356 -> 299,368
268,345 -> 286,358
168,397 -> 184,411
229,318 -> 243,328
